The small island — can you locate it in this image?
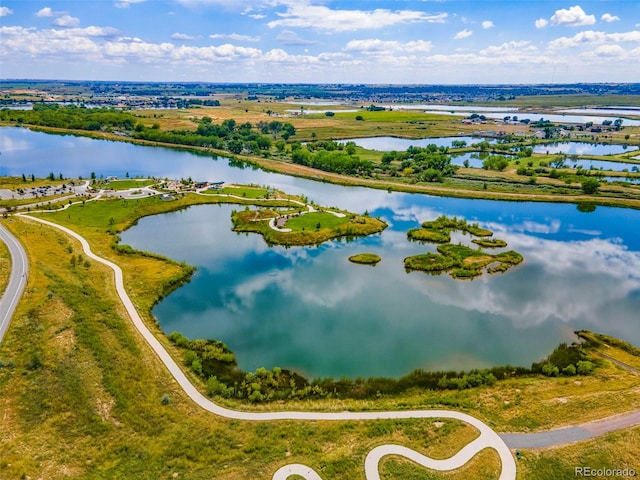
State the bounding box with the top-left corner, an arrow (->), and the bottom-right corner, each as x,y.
404,215 -> 523,279
348,253 -> 382,266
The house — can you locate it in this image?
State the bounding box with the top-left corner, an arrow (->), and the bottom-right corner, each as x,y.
106,176 -> 118,181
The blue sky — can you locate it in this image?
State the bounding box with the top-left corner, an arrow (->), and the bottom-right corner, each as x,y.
1,0 -> 638,83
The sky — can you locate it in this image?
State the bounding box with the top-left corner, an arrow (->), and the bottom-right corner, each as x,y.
0,0 -> 639,84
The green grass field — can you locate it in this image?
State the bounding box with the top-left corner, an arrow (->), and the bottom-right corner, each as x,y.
209,185 -> 270,198
105,178 -> 155,189
285,211 -> 350,231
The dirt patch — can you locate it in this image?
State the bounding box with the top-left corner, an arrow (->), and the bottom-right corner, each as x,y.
463,255 -> 493,265
96,397 -> 120,426
54,328 -> 76,354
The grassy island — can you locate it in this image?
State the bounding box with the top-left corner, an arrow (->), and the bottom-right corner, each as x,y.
348,253 -> 382,265
405,215 -> 523,278
232,208 -> 386,246
471,238 -> 508,248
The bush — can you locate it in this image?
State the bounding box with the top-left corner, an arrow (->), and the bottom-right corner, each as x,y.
576,360 -> 595,375
582,177 -> 600,194
541,362 -> 559,377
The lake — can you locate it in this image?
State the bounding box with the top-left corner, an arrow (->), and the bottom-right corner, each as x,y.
4,127 -> 640,378
406,108 -> 640,126
348,136 -> 494,151
532,142 -> 638,156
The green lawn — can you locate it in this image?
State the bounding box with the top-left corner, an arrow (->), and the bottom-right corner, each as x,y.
332,110 -> 458,123
285,212 -> 350,231
206,186 -> 269,198
106,179 -> 155,189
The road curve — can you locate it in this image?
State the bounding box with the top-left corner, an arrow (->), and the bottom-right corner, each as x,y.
0,220 -> 28,344
17,213 -> 516,480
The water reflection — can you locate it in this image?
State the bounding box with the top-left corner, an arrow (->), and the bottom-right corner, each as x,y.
533,142 -> 637,156
6,127 -> 640,378
122,201 -> 640,378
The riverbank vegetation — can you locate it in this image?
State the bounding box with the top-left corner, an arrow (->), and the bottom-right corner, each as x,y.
405,216 -> 522,278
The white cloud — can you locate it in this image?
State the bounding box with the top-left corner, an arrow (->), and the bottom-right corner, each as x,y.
480,41 -> 537,56
344,39 -> 432,54
115,0 -> 146,8
171,33 -> 196,41
549,30 -> 640,49
36,7 -> 54,17
454,29 -> 473,40
210,33 -> 260,42
249,14 -> 266,19
594,44 -> 625,56
550,5 -> 596,27
601,13 -> 620,23
177,0 -> 270,9
276,30 -> 317,46
267,4 -> 447,32
53,15 -> 81,28
535,18 -> 549,28
481,20 -> 494,29
0,6 -> 13,16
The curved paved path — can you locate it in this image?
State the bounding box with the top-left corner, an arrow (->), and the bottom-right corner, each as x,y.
500,409 -> 640,449
15,213 -> 515,480
5,211 -> 640,479
0,221 -> 28,344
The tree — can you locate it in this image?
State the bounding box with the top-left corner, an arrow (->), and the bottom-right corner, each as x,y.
47,172 -> 55,181
21,173 -> 26,182
31,174 -> 35,182
581,177 -> 600,195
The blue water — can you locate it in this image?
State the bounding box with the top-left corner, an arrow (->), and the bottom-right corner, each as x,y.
4,127 -> 640,378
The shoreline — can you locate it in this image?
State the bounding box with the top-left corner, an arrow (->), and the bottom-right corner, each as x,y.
2,122 -> 640,211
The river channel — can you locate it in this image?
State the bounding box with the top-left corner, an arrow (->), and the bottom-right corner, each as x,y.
3,127 -> 640,378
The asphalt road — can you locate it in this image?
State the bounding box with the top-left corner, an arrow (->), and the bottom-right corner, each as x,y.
0,220 -> 28,344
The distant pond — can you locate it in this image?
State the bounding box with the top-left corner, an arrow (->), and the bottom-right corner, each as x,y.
533,142 -> 638,156
348,136 -> 494,152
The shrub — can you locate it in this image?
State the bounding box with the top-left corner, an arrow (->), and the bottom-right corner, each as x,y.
576,360 -> 595,375
582,177 -> 600,194
541,362 -> 559,377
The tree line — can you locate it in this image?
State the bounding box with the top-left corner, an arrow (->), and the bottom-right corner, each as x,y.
168,331 -> 599,403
